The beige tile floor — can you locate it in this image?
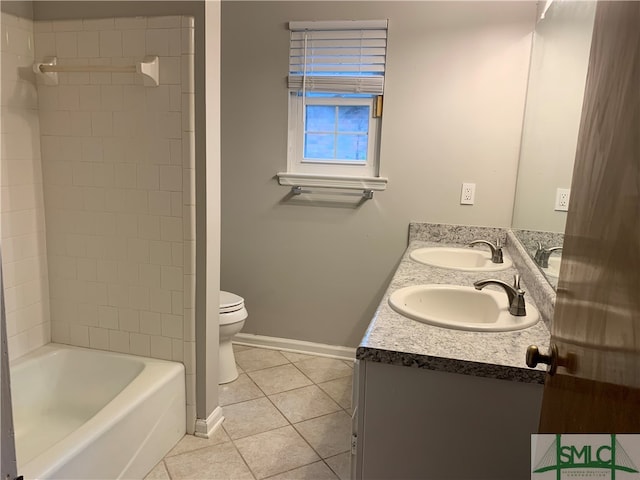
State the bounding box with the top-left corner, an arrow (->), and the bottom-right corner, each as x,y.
146,345 -> 354,480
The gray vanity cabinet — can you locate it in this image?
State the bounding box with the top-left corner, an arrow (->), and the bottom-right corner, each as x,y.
351,360 -> 543,479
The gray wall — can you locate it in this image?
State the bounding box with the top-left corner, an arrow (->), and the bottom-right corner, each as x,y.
221,1 -> 537,347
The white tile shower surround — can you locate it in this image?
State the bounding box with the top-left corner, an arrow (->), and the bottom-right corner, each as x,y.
146,345 -> 354,480
1,12 -> 198,431
33,15 -> 195,363
1,12 -> 51,360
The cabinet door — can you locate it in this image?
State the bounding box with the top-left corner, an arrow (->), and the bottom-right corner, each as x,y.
358,361 -> 542,479
351,360 -> 361,480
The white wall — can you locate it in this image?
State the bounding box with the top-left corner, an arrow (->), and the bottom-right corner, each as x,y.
1,11 -> 51,361
221,1 -> 536,347
197,0 -> 222,431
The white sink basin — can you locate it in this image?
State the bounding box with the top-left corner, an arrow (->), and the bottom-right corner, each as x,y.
410,247 -> 512,271
388,284 -> 539,332
543,255 -> 562,278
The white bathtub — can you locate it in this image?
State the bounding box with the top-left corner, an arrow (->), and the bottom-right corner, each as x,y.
11,344 -> 185,479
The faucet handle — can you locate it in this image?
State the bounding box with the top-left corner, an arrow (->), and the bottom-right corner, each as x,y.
512,275 -> 527,316
493,239 -> 504,264
534,241 -> 546,266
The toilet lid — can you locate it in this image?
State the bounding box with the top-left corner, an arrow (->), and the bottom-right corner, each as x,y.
220,291 -> 244,314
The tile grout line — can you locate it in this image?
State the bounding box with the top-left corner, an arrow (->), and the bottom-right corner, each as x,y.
163,439 -> 232,461
238,352 -> 349,429
323,457 -> 343,480
275,353 -> 350,471
315,377 -> 354,414
261,459 -> 340,480
161,459 -> 173,480
289,416 -> 351,460
263,393 -> 342,478
231,347 -> 348,478
222,424 -> 259,480
227,349 -> 323,479
157,346 -> 351,479
285,356 -> 352,474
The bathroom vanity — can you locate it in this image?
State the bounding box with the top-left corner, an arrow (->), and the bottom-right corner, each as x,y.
351,224 -> 551,480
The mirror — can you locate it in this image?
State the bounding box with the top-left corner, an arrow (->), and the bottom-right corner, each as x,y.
511,0 -> 596,287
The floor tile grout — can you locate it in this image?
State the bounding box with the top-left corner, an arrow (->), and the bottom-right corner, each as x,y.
289,416 -> 350,460
162,459 -> 173,480
224,427 -> 259,480
220,374 -> 352,414
226,422 -> 320,480
260,459 -> 339,480
235,347 -> 350,476
158,345 -> 353,480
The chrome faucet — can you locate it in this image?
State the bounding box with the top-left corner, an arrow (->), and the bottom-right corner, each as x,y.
473,275 -> 527,316
534,242 -> 563,268
467,238 -> 504,264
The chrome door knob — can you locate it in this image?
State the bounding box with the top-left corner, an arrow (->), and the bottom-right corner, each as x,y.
526,344 -> 558,375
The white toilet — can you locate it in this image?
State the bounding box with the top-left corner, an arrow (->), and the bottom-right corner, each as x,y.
219,291 -> 248,384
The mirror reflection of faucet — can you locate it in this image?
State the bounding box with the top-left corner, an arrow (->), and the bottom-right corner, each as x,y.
467,238 -> 504,264
534,242 -> 563,268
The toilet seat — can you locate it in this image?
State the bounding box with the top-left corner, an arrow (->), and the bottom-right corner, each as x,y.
220,291 -> 247,326
218,291 -> 247,384
220,291 -> 244,314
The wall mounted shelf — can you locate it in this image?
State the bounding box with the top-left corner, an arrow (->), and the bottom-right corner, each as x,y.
277,172 -> 387,199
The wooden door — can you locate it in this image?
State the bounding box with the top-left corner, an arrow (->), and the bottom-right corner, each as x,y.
538,1 -> 640,432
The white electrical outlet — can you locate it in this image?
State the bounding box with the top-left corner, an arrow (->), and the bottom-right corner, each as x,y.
555,188 -> 570,211
460,183 -> 476,205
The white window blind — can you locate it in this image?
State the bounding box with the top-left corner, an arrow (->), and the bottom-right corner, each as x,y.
288,20 -> 388,95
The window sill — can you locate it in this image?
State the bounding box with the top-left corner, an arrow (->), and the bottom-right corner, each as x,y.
276,172 -> 388,191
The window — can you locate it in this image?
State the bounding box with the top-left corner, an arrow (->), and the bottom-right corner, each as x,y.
278,20 -> 389,191
304,99 -> 370,163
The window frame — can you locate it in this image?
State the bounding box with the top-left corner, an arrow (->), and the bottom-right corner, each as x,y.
277,19 -> 389,192
288,94 -> 380,177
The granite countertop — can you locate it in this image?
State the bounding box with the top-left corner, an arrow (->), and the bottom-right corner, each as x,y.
356,239 -> 551,384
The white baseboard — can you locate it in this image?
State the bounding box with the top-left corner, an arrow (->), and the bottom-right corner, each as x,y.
233,333 -> 356,361
234,333 -> 356,361
194,406 -> 224,439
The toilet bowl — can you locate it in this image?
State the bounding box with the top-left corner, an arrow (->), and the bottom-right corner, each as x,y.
219,291 -> 247,384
